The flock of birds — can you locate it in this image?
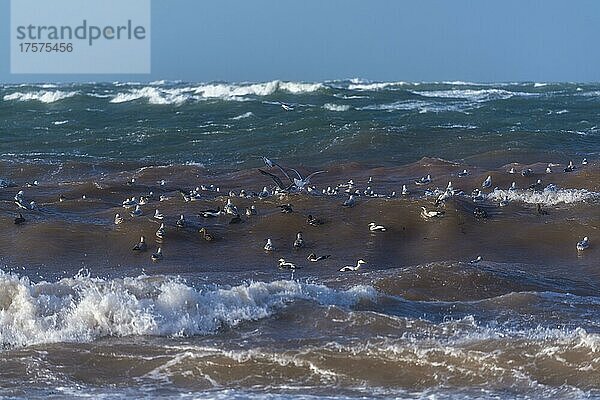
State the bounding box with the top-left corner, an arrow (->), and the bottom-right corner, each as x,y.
9,156 -> 592,270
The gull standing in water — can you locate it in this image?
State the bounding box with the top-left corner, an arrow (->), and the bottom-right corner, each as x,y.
293,232 -> 305,249
343,195 -> 356,207
130,205 -> 143,217
154,209 -> 164,220
339,259 -> 366,272
482,175 -> 492,189
114,213 -> 124,225
156,223 -> 165,239
576,236 -> 589,251
132,236 -> 147,252
368,222 -> 387,232
176,215 -> 186,228
264,238 -> 274,252
401,185 -> 410,196
151,247 -> 163,262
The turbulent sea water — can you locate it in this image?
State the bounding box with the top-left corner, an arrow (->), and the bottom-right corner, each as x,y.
0,80 -> 599,399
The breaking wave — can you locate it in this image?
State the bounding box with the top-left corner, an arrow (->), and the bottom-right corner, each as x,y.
488,185 -> 600,206
3,90 -> 78,103
0,271 -> 376,348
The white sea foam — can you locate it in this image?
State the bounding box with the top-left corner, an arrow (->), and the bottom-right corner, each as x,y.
323,103 -> 351,112
347,81 -> 408,91
193,80 -> 322,100
53,120 -> 69,125
411,88 -> 534,102
359,100 -> 471,113
488,185 -> 599,206
3,90 -> 78,103
110,87 -> 192,105
0,271 -> 376,348
230,111 -> 254,120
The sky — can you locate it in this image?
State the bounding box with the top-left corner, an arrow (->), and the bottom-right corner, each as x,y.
1,0 -> 599,83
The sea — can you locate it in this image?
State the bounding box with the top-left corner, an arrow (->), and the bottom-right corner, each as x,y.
0,79 -> 598,399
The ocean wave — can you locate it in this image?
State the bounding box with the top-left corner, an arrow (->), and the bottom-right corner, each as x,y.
3,90 -> 78,103
411,88 -> 535,102
359,100 -> 471,113
487,185 -> 599,206
347,81 -> 408,91
230,111 -> 254,120
193,80 -> 322,99
323,103 -> 351,112
0,271 -> 376,348
110,87 -> 192,105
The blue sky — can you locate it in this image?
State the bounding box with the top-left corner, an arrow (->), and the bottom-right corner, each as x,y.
1,0 -> 599,83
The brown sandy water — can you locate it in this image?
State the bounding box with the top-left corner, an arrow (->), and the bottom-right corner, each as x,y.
0,157 -> 599,399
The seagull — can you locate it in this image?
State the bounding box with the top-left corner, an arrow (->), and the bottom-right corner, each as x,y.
564,161 -> 575,172
224,199 -> 238,215
368,222 -> 387,232
287,168 -> 326,190
401,185 -> 410,196
156,223 -> 165,239
151,247 -> 163,262
509,182 -> 517,191
264,238 -> 274,252
415,175 -> 432,185
293,232 -> 305,249
249,205 -> 257,215
582,158 -> 588,165
132,236 -> 147,252
176,214 -> 186,228
307,215 -> 324,226
130,205 -> 143,217
280,102 -> 294,111
529,179 -> 543,190
482,175 -> 492,189
122,197 -> 138,208
546,165 -> 552,174
508,167 -> 516,174
576,236 -> 589,251
198,227 -> 214,241
279,204 -> 294,214
521,168 -> 533,177
14,213 -> 25,225
200,207 -> 222,218
343,195 -> 356,207
114,213 -> 124,225
470,256 -> 482,264
278,258 -> 298,269
339,259 -> 366,272
154,209 -> 164,220
458,169 -> 469,177
307,253 -> 331,262
421,206 -> 445,219
259,186 -> 271,198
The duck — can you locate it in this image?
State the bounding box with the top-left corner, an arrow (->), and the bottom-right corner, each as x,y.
307,215 -> 325,226
339,259 -> 366,272
307,253 -> 331,262
114,213 -> 124,224
176,214 -> 186,228
564,161 -> 575,172
421,206 -> 445,219
458,169 -> 469,177
368,222 -> 387,232
401,185 -> 410,196
278,258 -> 298,269
415,175 -> 432,185
482,175 -> 492,189
198,227 -> 214,241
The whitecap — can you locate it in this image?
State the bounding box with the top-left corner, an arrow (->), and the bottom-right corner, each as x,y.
323,103 -> 350,112
3,90 -> 78,103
